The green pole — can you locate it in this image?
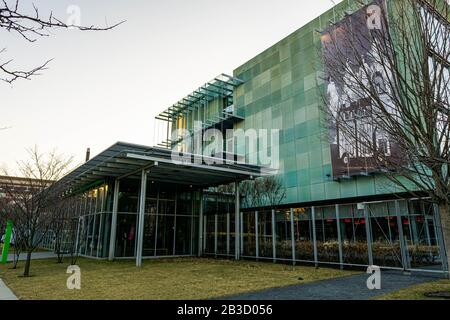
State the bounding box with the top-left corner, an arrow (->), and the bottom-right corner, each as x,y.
1,220 -> 13,264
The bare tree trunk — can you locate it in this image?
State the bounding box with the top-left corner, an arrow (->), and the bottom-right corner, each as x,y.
23,251 -> 32,277
13,245 -> 20,269
438,203 -> 450,279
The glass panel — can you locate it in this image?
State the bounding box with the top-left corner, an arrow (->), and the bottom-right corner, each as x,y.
204,215 -> 215,254
115,213 -> 137,257
78,217 -> 87,254
91,214 -> 100,257
316,206 -> 339,263
368,202 -> 403,268
155,214 -> 175,256
258,210 -> 273,258
243,212 -> 256,256
143,214 -> 157,256
229,212 -> 236,254
175,216 -> 192,255
293,207 -> 314,261
85,215 -> 94,255
217,214 -> 227,255
407,201 -> 441,269
275,209 -> 292,259
339,204 -> 369,265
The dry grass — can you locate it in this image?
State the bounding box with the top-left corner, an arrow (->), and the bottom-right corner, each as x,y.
376,279 -> 450,300
0,257 -> 357,300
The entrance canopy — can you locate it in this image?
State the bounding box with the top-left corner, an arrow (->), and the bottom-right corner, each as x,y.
58,142 -> 270,192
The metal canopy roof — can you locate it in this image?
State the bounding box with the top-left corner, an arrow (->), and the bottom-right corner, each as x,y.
156,74 -> 244,122
57,142 -> 270,193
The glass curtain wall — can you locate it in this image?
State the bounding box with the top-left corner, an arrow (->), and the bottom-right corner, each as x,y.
202,198 -> 444,272
75,183 -> 111,258
203,193 -> 235,256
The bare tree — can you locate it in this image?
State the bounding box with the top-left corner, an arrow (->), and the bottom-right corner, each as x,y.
240,176 -> 286,209
0,0 -> 124,83
0,146 -> 73,276
319,0 -> 450,271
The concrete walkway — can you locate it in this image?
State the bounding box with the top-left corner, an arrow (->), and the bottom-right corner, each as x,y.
225,270 -> 445,300
0,280 -> 17,300
7,251 -> 56,262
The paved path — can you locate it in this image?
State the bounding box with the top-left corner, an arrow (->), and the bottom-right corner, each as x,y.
0,280 -> 17,300
225,270 -> 445,300
7,251 -> 56,262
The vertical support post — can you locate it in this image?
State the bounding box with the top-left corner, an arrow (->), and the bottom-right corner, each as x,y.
395,200 -> 409,270
74,216 -> 81,256
255,211 -> 259,260
433,203 -> 448,273
154,188 -> 160,256
203,215 -> 207,251
90,214 -> 97,257
173,190 -> 178,256
364,203 -> 374,266
422,202 -> 432,247
136,169 -> 147,267
311,206 -> 318,267
336,204 -> 344,270
272,209 -> 276,263
108,179 -> 120,261
234,182 -> 240,260
290,208 -> 296,265
190,192 -> 194,256
198,191 -> 204,257
226,212 -> 230,256
214,214 -> 218,256
240,212 -> 244,254
97,213 -> 103,258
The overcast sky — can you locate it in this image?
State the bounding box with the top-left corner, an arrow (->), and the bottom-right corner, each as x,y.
1,0 -> 341,173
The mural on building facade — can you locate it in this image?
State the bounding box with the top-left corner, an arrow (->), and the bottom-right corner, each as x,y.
321,0 -> 401,179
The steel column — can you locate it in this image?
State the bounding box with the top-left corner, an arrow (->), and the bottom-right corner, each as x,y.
312,206 -> 318,267
136,169 -> 148,267
433,203 -> 448,273
235,182 -> 240,260
214,213 -> 218,256
240,212 -> 244,254
336,204 -> 344,270
272,209 -> 276,263
364,203 -> 374,266
255,211 -> 259,259
395,200 -> 410,270
290,208 -> 296,265
198,191 -> 204,256
226,212 -> 230,255
108,179 -> 120,261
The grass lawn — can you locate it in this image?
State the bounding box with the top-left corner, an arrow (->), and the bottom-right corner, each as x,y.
376,279 -> 450,300
0,257 -> 357,300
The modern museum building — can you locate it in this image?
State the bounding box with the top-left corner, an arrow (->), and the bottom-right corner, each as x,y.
50,0 -> 449,275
